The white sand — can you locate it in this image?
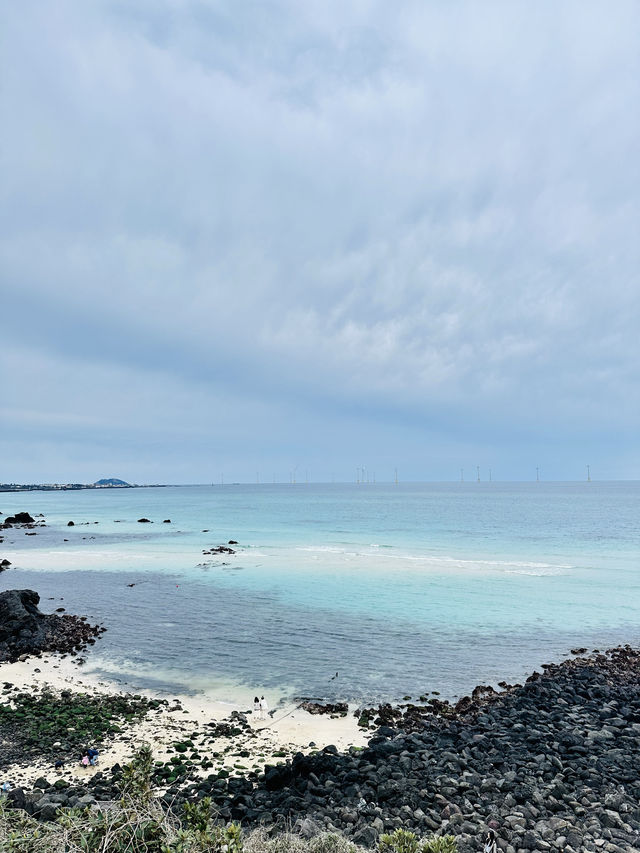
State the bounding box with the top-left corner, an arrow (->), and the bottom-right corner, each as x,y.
0,654 -> 369,790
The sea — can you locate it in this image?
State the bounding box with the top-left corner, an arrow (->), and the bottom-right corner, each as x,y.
1,482 -> 639,707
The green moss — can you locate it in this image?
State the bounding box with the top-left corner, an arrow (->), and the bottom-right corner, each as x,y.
0,689 -> 162,757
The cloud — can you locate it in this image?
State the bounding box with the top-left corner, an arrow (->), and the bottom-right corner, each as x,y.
1,0 -> 639,480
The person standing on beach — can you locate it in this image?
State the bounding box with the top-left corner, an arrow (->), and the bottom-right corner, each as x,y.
254,696 -> 260,717
259,695 -> 268,720
483,830 -> 497,853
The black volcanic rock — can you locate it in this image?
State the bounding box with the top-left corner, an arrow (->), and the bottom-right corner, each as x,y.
4,512 -> 35,524
300,701 -> 348,716
0,589 -> 104,662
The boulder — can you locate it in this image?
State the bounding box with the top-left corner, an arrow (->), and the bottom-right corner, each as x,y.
4,512 -> 35,524
35,800 -> 59,821
0,590 -> 42,638
6,787 -> 27,811
352,826 -> 379,848
293,817 -> 322,839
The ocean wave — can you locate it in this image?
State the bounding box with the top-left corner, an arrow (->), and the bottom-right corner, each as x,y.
286,544 -> 574,575
295,546 -> 347,554
503,567 -> 566,576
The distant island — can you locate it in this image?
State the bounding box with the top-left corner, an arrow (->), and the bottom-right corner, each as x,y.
0,479 -> 150,492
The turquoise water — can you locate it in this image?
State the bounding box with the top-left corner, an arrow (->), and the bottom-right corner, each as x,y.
2,483 -> 639,703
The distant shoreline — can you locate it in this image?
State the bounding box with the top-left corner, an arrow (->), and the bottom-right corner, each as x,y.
0,484 -> 169,492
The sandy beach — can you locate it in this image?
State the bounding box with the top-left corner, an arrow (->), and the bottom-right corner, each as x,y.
0,652 -> 368,792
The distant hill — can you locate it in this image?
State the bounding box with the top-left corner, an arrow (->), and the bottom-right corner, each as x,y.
94,478 -> 131,487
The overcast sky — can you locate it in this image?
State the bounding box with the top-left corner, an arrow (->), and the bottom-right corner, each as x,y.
1,1 -> 639,483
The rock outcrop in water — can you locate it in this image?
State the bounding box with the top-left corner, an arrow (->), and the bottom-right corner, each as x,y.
1,511 -> 40,529
4,512 -> 35,525
0,590 -> 105,662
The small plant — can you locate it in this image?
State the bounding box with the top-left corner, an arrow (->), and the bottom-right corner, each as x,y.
0,798 -> 57,853
196,821 -> 244,853
242,828 -> 359,853
119,743 -> 155,805
379,829 -> 457,853
421,838 -> 457,853
310,833 -> 360,853
380,829 -> 420,853
183,796 -> 212,833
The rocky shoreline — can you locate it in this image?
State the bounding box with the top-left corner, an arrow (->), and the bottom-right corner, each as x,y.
172,646 -> 640,852
0,589 -> 105,663
2,646 -> 639,852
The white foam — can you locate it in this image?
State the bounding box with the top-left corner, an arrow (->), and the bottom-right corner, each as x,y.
8,535 -> 575,582
295,546 -> 347,554
281,543 -> 575,578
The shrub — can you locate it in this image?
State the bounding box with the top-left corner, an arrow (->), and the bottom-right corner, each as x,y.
379,829 -> 457,853
380,829 -> 420,853
421,838 -> 457,853
243,828 -> 358,853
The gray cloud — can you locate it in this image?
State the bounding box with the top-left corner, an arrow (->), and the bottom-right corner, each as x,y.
1,1 -> 639,481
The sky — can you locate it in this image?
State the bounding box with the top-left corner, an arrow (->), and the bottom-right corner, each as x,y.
1,1 -> 639,484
